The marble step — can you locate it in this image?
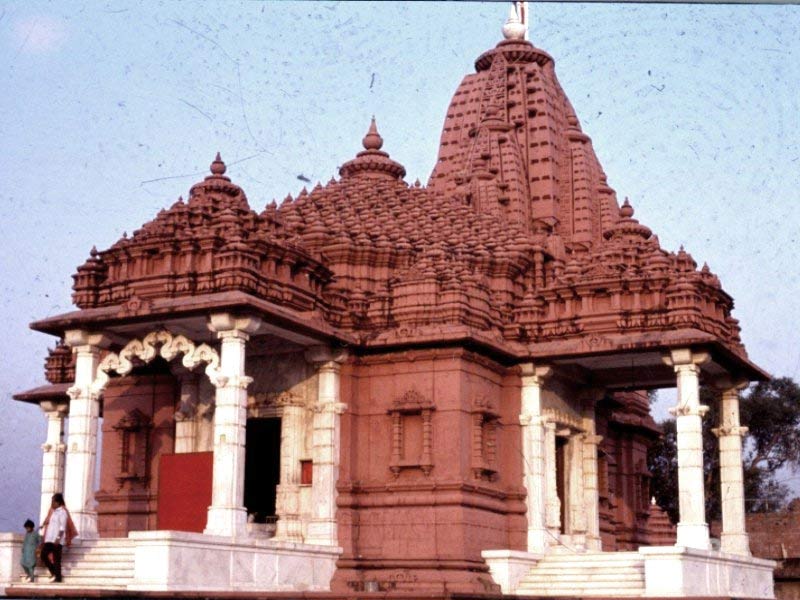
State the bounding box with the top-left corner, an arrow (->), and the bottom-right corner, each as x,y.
61,565 -> 134,575
61,553 -> 135,564
516,553 -> 645,597
540,551 -> 642,561
521,563 -> 644,574
21,580 -> 129,590
518,583 -> 644,596
64,542 -> 135,552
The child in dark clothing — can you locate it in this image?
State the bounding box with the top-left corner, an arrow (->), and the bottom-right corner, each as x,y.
20,519 -> 40,583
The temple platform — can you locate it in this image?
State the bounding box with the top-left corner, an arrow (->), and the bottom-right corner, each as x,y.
483,546 -> 776,598
0,529 -> 776,599
0,531 -> 340,595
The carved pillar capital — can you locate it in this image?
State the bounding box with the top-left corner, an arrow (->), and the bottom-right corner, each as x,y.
661,348 -> 710,372
313,401 -> 347,415
520,363 -> 553,386
63,329 -> 114,350
709,376 -> 749,394
304,345 -> 349,366
581,433 -> 603,446
669,403 -> 710,418
207,313 -> 262,338
712,425 -> 749,438
40,400 -> 69,418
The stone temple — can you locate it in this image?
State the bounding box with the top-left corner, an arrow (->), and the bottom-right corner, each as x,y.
0,5 -> 776,598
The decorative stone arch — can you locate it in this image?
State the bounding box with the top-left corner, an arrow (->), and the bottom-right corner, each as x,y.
91,330 -> 223,395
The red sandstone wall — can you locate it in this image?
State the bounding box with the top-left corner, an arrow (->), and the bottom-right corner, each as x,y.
334,349 -> 524,594
96,371 -> 177,537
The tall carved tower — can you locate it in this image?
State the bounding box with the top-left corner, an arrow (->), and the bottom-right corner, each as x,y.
429,10 -> 619,254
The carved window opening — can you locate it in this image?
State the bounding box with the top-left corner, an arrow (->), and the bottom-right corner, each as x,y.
388,389 -> 435,478
113,408 -> 152,484
471,396 -> 500,481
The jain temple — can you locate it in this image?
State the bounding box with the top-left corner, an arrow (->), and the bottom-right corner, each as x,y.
0,4 -> 777,598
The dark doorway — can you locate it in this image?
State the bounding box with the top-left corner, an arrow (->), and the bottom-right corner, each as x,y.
244,417 -> 281,523
556,436 -> 567,534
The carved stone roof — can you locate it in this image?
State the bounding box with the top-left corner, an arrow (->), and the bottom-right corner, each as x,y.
72,154 -> 332,314
58,32 -> 750,367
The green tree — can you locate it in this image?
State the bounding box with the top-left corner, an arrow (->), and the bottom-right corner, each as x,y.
648,377 -> 800,523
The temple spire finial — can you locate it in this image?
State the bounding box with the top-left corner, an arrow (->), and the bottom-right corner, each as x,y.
210,152 -> 226,176
503,2 -> 528,41
516,1 -> 529,41
362,116 -> 384,151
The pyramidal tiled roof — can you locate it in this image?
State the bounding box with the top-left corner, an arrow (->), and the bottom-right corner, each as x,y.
66,26 -> 747,361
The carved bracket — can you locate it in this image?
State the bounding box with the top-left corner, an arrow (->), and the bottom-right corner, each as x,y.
92,329 -> 222,394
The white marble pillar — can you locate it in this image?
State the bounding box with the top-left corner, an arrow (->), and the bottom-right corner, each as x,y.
275,393 -> 306,541
173,372 -> 199,454
568,433 -> 587,549
204,314 -> 261,538
63,330 -> 108,539
581,431 -> 603,550
544,420 -> 561,542
716,386 -> 751,555
665,349 -> 711,550
581,395 -> 603,550
39,401 -> 68,526
519,364 -> 551,553
306,349 -> 348,546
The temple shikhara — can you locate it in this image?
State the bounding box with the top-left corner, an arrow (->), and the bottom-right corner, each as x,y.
1,4 -> 777,598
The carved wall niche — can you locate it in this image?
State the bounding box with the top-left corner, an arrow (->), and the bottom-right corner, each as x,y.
471,395 -> 500,481
388,389 -> 435,478
113,408 -> 152,485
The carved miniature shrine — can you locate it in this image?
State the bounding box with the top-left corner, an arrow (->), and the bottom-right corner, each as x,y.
3,5 -> 775,598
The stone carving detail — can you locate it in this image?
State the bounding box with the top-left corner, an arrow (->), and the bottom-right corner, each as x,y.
93,330 -> 222,394
388,389 -> 435,478
471,396 -> 500,481
542,408 -> 584,432
112,408 -> 152,485
274,390 -> 305,408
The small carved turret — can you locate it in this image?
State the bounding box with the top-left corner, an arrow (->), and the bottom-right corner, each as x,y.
44,341 -> 75,384
72,246 -> 108,308
603,198 -> 652,242
339,118 -> 406,180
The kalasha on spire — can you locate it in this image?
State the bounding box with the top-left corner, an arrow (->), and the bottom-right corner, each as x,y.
502,4 -> 526,41
362,116 -> 383,150
209,151 -> 227,177
338,117 -> 406,180
185,152 -> 250,212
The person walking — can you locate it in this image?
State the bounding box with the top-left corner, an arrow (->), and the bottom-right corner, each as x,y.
20,519 -> 40,582
39,493 -> 76,583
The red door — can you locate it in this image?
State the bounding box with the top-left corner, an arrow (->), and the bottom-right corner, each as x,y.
157,452 -> 213,532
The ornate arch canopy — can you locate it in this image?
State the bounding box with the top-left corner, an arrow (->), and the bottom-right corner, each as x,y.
91,330 -> 223,395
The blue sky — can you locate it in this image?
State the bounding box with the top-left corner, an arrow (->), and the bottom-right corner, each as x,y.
0,2 -> 798,531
